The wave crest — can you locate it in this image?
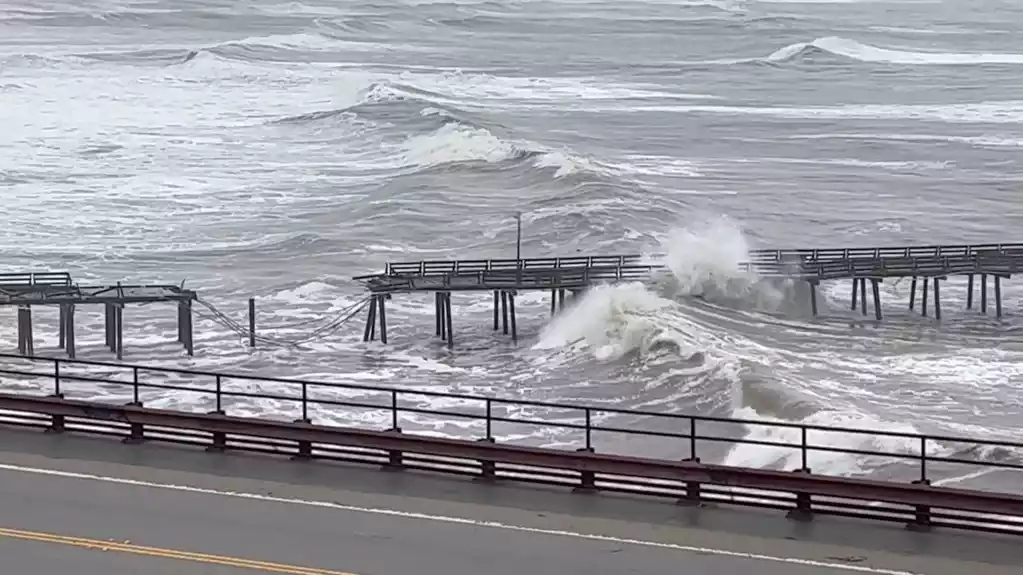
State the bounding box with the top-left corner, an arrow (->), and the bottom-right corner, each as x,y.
767,36 -> 1023,65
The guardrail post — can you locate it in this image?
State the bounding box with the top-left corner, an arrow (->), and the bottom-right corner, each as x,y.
382,391 -> 404,470
43,359 -> 67,434
574,408 -> 596,493
907,436 -> 932,532
121,366 -> 145,444
292,382 -> 313,460
206,375 -> 227,453
475,399 -> 497,481
787,427 -> 813,522
678,418 -> 702,506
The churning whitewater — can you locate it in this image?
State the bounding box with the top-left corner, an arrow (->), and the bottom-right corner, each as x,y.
2,0 -> 1022,491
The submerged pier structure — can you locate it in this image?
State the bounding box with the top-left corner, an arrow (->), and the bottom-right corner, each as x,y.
1,272 -> 199,359
354,242 -> 1023,346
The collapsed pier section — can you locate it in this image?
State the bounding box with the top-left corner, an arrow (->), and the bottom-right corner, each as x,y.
1,272 -> 199,359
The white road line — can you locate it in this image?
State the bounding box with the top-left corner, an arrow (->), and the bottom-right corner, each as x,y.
0,461 -> 921,575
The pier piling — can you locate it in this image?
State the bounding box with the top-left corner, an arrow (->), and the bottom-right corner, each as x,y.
921,278 -> 929,317
63,304 -> 76,359
500,291 -> 509,335
377,294 -> 388,345
444,292 -> 454,348
508,291 -> 518,343
870,278 -> 882,320
933,278 -> 942,321
362,297 -> 377,342
981,274 -> 988,314
995,276 -> 1003,318
967,275 -> 974,310
248,297 -> 256,348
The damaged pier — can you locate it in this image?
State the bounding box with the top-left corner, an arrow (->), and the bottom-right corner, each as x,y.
354,242 -> 1023,346
749,242 -> 1023,320
354,255 -> 650,347
1,272 -> 199,359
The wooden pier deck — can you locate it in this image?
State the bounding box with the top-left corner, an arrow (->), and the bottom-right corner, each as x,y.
353,243 -> 1023,347
1,272 -> 198,359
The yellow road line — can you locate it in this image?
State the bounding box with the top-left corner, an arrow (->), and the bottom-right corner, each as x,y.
0,526 -> 359,575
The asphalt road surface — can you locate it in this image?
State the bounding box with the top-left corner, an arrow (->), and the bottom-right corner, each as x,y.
0,426 -> 1020,575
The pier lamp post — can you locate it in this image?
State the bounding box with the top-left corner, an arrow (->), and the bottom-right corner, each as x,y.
515,211 -> 523,261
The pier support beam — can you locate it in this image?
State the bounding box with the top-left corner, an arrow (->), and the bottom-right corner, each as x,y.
933,278 -> 942,321
58,304 -> 66,349
859,278 -> 867,316
870,278 -> 882,320
363,296 -> 377,342
112,304 -> 124,359
851,278 -> 858,311
444,292 -> 453,348
995,276 -> 1003,318
981,274 -> 988,314
807,280 -> 818,317
508,291 -> 518,343
180,300 -> 194,356
17,305 -> 34,356
105,303 -> 114,352
494,291 -> 500,329
967,275 -> 974,310
921,278 -> 929,317
377,294 -> 388,345
63,304 -> 76,359
500,291 -> 509,335
437,292 -> 444,337
909,277 -> 917,310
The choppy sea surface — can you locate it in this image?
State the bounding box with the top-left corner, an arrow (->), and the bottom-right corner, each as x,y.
2,0 -> 1023,491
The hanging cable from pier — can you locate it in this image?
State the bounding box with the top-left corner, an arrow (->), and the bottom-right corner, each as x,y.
194,296 -> 372,348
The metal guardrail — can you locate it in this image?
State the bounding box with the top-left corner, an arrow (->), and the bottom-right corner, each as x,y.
0,354 -> 1021,534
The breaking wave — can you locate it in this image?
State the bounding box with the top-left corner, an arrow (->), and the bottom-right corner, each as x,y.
766,36 -> 1023,65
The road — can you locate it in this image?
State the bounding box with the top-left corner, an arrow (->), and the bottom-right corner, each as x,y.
0,426 -> 1019,575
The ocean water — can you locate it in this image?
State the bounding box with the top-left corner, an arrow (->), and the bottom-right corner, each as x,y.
2,0 -> 1023,490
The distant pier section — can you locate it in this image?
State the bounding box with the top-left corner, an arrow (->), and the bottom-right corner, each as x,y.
354,242 -> 1023,346
1,272 -> 197,359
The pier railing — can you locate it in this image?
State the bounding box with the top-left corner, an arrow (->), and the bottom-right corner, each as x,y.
0,354 -> 1021,534
0,272 -> 74,289
383,255 -> 646,276
366,242 -> 1023,285
749,243 -> 1023,263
